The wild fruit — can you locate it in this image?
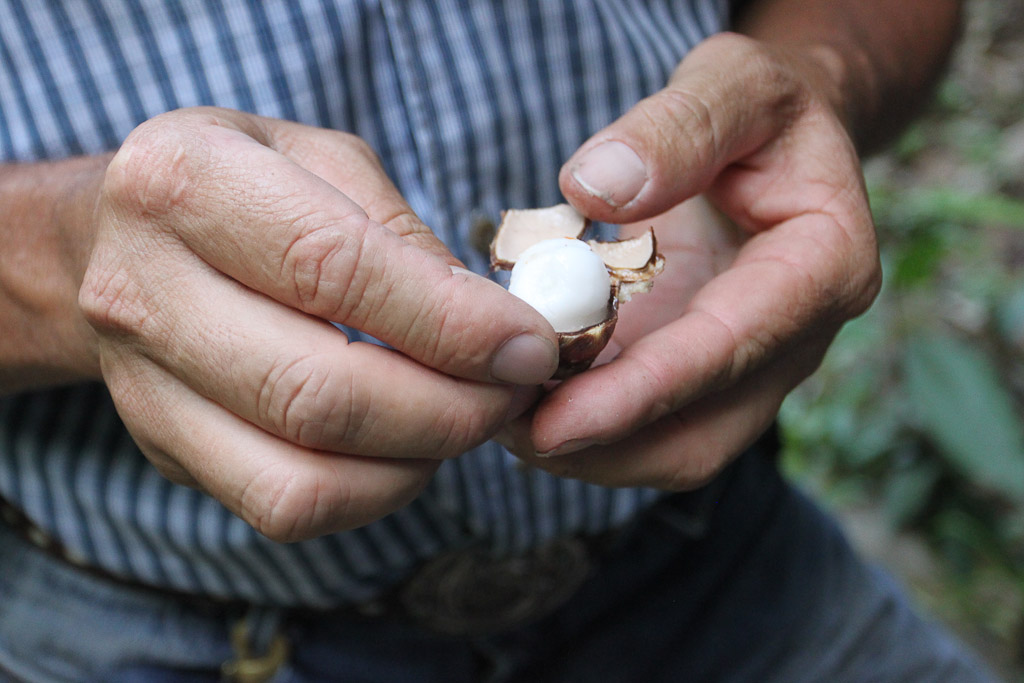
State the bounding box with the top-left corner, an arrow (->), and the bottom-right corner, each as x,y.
491,204 -> 664,378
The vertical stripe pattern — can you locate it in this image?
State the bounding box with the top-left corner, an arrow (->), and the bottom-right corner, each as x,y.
0,0 -> 729,608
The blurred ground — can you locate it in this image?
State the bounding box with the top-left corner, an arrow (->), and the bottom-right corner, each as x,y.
781,1 -> 1024,680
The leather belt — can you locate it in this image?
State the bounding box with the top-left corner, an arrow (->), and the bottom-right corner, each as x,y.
0,494 -> 600,636
399,536 -> 595,637
0,461 -> 737,638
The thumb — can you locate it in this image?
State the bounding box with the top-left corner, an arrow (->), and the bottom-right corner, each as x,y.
559,32 -> 798,223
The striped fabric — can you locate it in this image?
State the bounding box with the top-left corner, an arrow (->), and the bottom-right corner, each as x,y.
0,0 -> 730,607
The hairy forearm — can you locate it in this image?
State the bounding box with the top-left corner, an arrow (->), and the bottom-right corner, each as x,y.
735,0 -> 962,152
0,156 -> 108,392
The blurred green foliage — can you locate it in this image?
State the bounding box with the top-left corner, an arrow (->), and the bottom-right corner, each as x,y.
780,180 -> 1024,677
778,2 -> 1024,676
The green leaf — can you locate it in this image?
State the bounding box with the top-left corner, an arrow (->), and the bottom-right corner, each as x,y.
905,332 -> 1024,502
889,230 -> 946,288
892,123 -> 929,161
870,186 -> 1024,230
994,278 -> 1024,346
933,508 -> 996,576
883,460 -> 941,526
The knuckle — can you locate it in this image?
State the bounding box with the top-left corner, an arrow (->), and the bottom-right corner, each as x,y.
643,87 -> 719,169
281,218 -> 368,318
657,87 -> 715,134
426,392 -> 503,458
78,258 -> 155,338
400,287 -> 456,369
103,114 -> 199,220
817,216 -> 882,321
257,353 -> 346,448
675,309 -> 743,391
239,459 -> 436,542
381,208 -> 430,242
240,465 -> 345,543
395,270 -> 496,374
337,385 -> 378,453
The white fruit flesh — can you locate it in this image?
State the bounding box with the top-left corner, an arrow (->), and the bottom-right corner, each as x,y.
508,238 -> 611,333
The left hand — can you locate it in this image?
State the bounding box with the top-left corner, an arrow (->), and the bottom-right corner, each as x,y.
499,32 -> 882,490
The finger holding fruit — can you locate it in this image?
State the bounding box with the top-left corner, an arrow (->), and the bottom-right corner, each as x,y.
80,107 -> 559,540
500,32 -> 883,490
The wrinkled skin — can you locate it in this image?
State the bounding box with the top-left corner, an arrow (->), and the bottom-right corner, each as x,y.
6,2 -> 957,540
499,34 -> 882,490
77,109 -> 559,541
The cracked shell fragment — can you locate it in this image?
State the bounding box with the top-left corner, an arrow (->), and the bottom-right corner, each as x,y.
491,204 -> 664,379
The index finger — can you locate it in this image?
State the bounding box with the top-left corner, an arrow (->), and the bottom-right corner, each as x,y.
103,109 -> 559,385
267,118 -> 463,266
527,208 -> 877,453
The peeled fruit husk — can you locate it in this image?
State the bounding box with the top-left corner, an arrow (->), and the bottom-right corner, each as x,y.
491,204 -> 664,379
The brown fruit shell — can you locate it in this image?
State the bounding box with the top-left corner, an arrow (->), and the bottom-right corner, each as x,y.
491,204 -> 663,379
588,229 -> 665,302
552,302 -> 618,380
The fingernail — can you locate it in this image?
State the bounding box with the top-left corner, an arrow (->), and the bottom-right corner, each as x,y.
491,334 -> 559,385
537,438 -> 597,458
570,141 -> 648,208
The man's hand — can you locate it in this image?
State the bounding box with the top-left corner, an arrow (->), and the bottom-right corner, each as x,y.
76,108 -> 557,540
500,33 -> 882,488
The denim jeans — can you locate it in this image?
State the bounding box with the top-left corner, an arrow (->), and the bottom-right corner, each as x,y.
0,450 -> 998,683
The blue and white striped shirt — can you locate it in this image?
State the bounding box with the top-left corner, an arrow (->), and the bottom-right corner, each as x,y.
0,0 -> 730,607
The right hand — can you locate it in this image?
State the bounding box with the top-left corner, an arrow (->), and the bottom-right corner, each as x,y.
79,107 -> 558,541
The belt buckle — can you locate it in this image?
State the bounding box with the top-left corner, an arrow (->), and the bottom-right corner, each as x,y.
399,538 -> 592,637
221,617 -> 290,683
